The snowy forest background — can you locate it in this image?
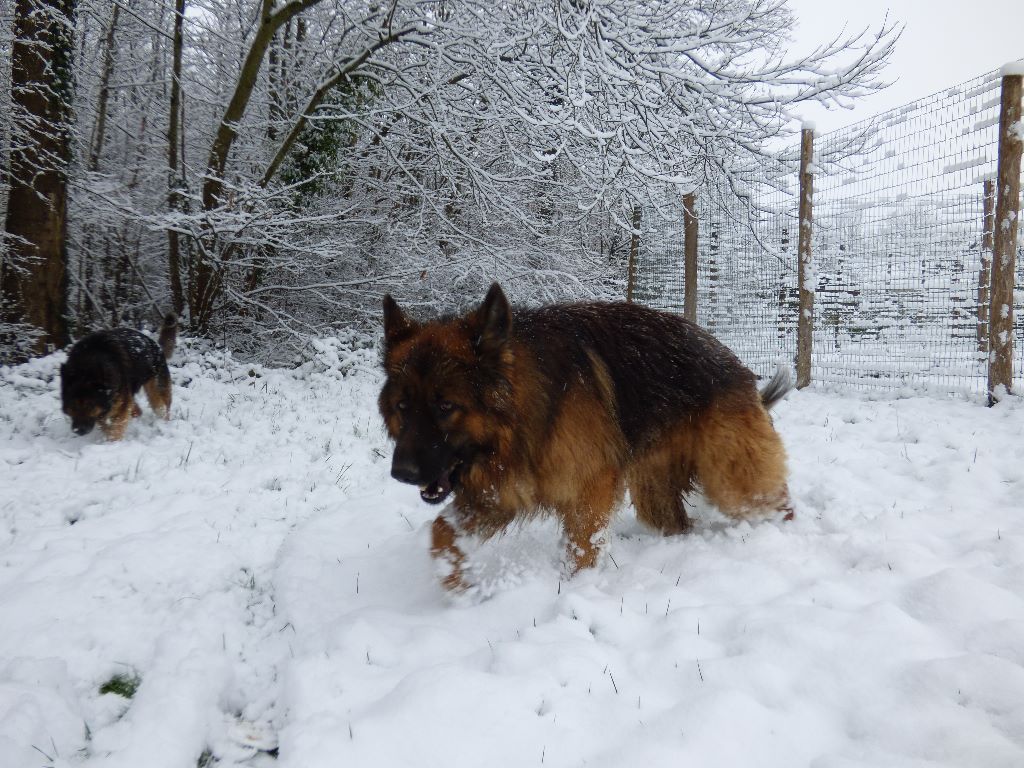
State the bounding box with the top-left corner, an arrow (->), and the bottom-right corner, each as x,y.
0,0 -> 900,363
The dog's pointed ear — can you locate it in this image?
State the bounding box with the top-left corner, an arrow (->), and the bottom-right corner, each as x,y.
473,283 -> 511,352
382,294 -> 417,347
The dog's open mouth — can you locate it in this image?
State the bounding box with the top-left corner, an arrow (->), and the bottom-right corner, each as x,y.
420,463 -> 461,504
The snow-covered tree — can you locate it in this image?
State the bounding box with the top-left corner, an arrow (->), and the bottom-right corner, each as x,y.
2,0 -> 899,359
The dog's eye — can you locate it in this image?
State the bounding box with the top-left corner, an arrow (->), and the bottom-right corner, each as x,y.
396,400 -> 408,411
438,400 -> 456,414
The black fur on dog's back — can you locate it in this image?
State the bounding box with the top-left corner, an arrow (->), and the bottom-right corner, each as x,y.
65,329 -> 165,390
512,302 -> 756,450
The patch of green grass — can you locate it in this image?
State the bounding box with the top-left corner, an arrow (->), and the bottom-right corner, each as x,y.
98,672 -> 141,699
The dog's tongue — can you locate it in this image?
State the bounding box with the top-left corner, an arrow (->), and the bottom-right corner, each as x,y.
420,472 -> 452,504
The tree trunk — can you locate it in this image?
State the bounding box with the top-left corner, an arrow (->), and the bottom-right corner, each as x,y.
88,4 -> 119,172
72,3 -> 120,330
1,0 -> 76,361
167,0 -> 186,317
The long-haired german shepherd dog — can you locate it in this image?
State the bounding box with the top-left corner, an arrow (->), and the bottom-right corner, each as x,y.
60,314 -> 177,441
380,285 -> 792,590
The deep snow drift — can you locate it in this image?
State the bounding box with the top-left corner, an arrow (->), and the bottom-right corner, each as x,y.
1,339 -> 1023,768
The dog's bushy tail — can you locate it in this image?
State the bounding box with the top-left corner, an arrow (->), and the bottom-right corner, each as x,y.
759,365 -> 792,410
158,313 -> 178,360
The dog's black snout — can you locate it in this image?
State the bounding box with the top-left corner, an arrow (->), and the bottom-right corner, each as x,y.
73,423 -> 93,436
391,457 -> 422,485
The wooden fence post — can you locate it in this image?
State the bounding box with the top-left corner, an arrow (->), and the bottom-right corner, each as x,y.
683,192 -> 698,322
796,124 -> 815,389
987,65 -> 1023,404
977,179 -> 995,353
626,205 -> 641,303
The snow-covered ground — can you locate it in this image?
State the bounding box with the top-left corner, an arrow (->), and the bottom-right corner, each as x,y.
2,338 -> 1023,768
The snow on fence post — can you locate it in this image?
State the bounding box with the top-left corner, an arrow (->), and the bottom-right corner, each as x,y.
987,65 -> 1023,404
626,205 -> 642,303
977,179 -> 995,353
683,192 -> 698,322
796,124 -> 815,389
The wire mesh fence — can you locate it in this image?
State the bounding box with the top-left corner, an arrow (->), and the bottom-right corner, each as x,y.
635,182 -> 798,384
636,67 -> 1024,397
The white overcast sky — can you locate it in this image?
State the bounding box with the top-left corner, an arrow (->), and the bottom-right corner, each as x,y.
785,0 -> 1023,132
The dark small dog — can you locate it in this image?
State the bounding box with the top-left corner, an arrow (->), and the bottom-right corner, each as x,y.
60,314 -> 177,440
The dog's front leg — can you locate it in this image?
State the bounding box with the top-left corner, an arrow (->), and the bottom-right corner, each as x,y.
101,396 -> 133,441
430,513 -> 469,592
561,471 -> 621,574
563,510 -> 609,574
430,505 -> 514,592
